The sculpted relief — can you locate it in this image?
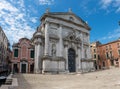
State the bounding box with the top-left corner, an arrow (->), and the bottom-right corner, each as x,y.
64,31 -> 81,43
51,43 -> 56,56
50,39 -> 57,57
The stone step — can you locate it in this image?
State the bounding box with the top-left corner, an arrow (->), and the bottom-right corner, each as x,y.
4,79 -> 12,85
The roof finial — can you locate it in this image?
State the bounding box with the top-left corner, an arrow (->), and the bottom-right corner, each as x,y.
85,21 -> 88,24
68,8 -> 72,13
46,8 -> 50,13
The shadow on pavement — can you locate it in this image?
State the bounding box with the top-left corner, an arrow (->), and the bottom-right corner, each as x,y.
9,74 -> 32,89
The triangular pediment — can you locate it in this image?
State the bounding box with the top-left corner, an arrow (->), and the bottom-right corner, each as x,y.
63,32 -> 81,43
41,12 -> 90,30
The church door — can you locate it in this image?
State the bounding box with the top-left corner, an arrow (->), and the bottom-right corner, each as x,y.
21,64 -> 26,73
68,48 -> 76,72
30,64 -> 34,73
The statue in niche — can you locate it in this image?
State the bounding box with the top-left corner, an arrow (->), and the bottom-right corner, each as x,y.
84,49 -> 87,58
51,43 -> 56,56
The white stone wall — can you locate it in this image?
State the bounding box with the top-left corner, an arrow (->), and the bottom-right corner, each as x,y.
81,62 -> 95,72
33,12 -> 93,73
42,60 -> 65,73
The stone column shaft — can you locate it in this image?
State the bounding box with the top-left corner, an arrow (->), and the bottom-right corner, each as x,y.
59,25 -> 63,57
34,44 -> 38,73
34,43 -> 41,73
65,45 -> 68,70
81,33 -> 84,59
38,44 -> 42,72
88,35 -> 91,59
78,48 -> 81,69
44,22 -> 49,56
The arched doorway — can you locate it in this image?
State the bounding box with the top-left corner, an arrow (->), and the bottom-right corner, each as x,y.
20,60 -> 28,73
68,48 -> 76,72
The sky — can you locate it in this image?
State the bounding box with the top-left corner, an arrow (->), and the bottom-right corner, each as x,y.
0,0 -> 120,46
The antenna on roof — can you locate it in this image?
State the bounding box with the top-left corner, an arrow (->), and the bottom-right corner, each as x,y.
46,8 -> 50,13
68,8 -> 72,13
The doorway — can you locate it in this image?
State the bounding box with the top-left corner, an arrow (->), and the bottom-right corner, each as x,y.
20,61 -> 28,73
21,64 -> 26,73
68,48 -> 76,72
13,64 -> 18,73
30,64 -> 34,73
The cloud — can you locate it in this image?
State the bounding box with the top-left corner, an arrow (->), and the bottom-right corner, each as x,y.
39,0 -> 54,5
100,0 -> 120,13
100,0 -> 113,9
116,7 -> 120,13
99,27 -> 120,42
30,17 -> 38,23
0,0 -> 38,45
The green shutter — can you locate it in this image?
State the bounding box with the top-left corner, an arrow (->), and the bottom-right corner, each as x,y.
14,49 -> 18,57
30,50 -> 34,58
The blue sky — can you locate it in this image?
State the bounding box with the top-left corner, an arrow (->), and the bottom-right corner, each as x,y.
0,0 -> 120,45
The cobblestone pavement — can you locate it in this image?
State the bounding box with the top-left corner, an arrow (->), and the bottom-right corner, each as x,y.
12,68 -> 120,89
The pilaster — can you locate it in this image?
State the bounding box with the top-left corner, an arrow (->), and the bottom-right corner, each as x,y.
59,25 -> 63,57
44,21 -> 49,56
34,39 -> 42,74
81,32 -> 84,59
64,41 -> 69,72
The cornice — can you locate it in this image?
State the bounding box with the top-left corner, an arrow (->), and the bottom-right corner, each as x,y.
42,56 -> 65,61
41,13 -> 91,30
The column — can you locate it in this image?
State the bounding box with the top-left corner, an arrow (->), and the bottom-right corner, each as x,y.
81,33 -> 84,73
77,45 -> 81,72
44,22 -> 49,56
34,44 -> 38,73
88,35 -> 91,59
37,42 -> 42,73
34,43 -> 41,73
81,33 -> 84,59
64,42 -> 68,72
59,25 -> 63,57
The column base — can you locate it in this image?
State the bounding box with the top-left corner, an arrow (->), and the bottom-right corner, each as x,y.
65,69 -> 69,73
34,69 -> 41,74
42,56 -> 66,74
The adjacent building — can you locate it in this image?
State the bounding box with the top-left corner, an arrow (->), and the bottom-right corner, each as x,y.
0,26 -> 11,73
32,10 -> 94,74
90,41 -> 102,70
11,38 -> 34,73
91,38 -> 120,70
99,39 -> 120,68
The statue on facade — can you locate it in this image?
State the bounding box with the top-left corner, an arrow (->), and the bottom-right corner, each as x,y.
51,43 -> 56,56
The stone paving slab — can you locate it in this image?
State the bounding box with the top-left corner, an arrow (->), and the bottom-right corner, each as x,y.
11,68 -> 120,89
0,74 -> 18,89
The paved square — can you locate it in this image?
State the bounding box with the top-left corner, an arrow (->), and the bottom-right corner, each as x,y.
12,68 -> 120,89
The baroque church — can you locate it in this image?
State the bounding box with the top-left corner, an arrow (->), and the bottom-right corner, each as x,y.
32,9 -> 94,74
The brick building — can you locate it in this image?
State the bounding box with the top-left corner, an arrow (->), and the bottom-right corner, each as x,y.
0,26 -> 11,73
90,41 -> 101,70
91,38 -> 120,70
11,38 -> 34,73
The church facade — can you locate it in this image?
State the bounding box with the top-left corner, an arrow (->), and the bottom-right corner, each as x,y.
32,10 -> 94,74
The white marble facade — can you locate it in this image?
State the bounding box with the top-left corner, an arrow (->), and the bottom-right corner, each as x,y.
32,10 -> 94,74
